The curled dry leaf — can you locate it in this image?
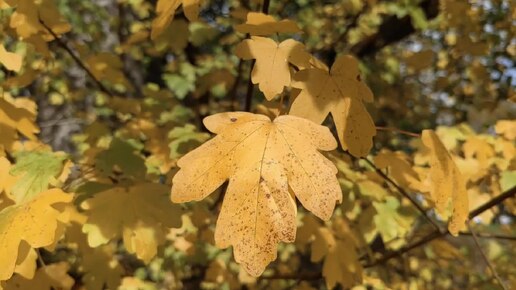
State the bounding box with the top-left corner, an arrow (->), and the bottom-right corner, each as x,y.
289,55 -> 376,157
172,112 -> 342,276
235,37 -> 310,100
421,130 -> 468,235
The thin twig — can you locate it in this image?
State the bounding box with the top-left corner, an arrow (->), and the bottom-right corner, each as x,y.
36,249 -> 47,267
468,186 -> 516,219
459,232 -> 516,241
229,59 -> 244,111
262,0 -> 270,14
364,185 -> 516,268
39,19 -> 114,97
244,61 -> 255,112
260,186 -> 516,281
359,155 -> 441,231
375,126 -> 421,138
467,222 -> 508,290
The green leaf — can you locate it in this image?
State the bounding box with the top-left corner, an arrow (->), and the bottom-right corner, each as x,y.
96,138 -> 146,178
168,124 -> 210,160
372,197 -> 413,242
500,171 -> 516,192
10,151 -> 67,203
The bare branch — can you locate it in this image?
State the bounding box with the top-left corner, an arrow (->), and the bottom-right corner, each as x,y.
39,19 -> 115,97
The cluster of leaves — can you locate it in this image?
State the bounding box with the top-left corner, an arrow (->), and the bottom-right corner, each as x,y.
0,0 -> 515,289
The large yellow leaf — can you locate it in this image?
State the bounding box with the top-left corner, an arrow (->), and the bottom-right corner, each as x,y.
172,112 -> 342,276
81,183 -> 182,262
289,55 -> 376,157
150,0 -> 201,40
235,12 -> 301,36
421,130 -> 468,235
235,37 -> 310,100
0,189 -> 72,281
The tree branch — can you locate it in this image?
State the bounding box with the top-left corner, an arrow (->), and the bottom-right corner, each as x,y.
360,156 -> 441,231
350,0 -> 440,57
39,19 -> 114,97
467,221 -> 508,290
375,126 -> 421,138
365,185 -> 516,268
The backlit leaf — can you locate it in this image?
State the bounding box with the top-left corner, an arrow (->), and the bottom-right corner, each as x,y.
172,112 -> 342,276
235,12 -> 301,36
9,151 -> 68,203
421,130 -> 468,236
0,189 -> 72,281
289,55 -> 376,157
235,37 -> 310,100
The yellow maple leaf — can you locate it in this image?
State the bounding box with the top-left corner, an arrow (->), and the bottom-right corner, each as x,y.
151,0 -> 201,40
235,12 -> 301,36
171,112 -> 342,276
495,120 -> 516,140
2,262 -> 74,290
81,183 -> 182,262
81,245 -> 123,290
374,150 -> 424,192
289,55 -> 376,157
8,242 -> 37,280
0,45 -> 22,72
0,188 -> 72,281
421,130 -> 468,236
0,157 -> 19,199
6,0 -> 70,40
462,136 -> 494,168
235,37 -> 311,100
309,220 -> 362,289
0,95 -> 39,151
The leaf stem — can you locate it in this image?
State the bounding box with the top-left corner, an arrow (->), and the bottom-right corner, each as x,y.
244,63 -> 255,112
375,126 -> 421,138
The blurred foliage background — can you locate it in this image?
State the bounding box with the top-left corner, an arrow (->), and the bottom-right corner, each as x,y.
0,0 -> 515,289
